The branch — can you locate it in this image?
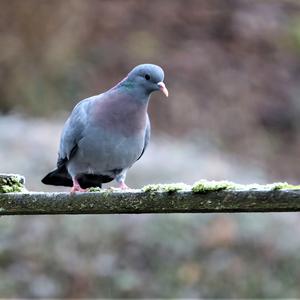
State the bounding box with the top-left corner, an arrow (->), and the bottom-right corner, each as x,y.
0,189 -> 300,215
1,174 -> 300,215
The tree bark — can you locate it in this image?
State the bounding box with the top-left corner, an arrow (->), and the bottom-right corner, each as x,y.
0,189 -> 300,215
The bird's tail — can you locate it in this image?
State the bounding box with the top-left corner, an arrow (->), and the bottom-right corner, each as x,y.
41,165 -> 73,187
42,166 -> 114,188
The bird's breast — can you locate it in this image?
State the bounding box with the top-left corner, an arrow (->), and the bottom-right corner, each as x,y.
74,128 -> 145,175
91,95 -> 148,137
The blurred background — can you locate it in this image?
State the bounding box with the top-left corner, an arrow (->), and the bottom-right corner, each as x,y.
1,0 -> 300,297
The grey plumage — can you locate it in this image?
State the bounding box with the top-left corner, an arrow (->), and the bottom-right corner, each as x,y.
42,64 -> 167,190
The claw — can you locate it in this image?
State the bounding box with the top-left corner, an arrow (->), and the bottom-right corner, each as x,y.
70,186 -> 87,194
118,182 -> 130,190
70,178 -> 87,194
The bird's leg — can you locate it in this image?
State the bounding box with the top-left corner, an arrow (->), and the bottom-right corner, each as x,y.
118,181 -> 129,190
70,177 -> 87,193
115,170 -> 130,190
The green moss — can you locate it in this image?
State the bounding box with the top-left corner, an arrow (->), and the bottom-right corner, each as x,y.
87,180 -> 300,194
191,180 -> 300,192
87,187 -> 117,199
192,180 -> 236,193
0,175 -> 26,193
270,182 -> 300,190
232,182 -> 300,191
88,187 -> 103,192
142,183 -> 190,193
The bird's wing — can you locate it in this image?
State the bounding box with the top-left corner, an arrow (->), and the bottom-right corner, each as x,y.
136,114 -> 151,162
57,97 -> 92,168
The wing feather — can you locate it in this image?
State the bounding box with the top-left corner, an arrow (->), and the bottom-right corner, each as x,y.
136,114 -> 151,162
57,98 -> 91,167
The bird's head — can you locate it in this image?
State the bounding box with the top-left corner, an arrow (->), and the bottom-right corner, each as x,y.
124,64 -> 169,98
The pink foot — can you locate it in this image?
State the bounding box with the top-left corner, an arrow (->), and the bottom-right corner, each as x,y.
70,186 -> 87,193
70,178 -> 87,194
118,182 -> 130,190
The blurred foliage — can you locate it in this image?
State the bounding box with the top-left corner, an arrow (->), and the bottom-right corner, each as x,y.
1,214 -> 300,298
2,0 -> 300,298
2,0 -> 300,180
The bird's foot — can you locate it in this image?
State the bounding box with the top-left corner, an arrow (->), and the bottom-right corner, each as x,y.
70,180 -> 87,194
118,182 -> 130,190
70,184 -> 87,194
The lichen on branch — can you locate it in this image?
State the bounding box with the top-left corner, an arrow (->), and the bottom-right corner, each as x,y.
0,174 -> 26,193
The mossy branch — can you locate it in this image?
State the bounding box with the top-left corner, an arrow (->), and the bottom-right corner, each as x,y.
0,184 -> 300,215
1,174 -> 300,215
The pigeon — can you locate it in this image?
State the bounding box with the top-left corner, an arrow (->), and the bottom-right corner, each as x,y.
42,64 -> 168,192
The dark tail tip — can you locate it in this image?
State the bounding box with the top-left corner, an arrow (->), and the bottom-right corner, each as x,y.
78,174 -> 114,189
42,167 -> 114,188
41,167 -> 73,187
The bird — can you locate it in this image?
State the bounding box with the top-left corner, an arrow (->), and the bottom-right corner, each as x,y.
41,64 -> 168,192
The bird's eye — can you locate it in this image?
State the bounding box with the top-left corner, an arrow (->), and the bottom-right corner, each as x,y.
144,74 -> 151,80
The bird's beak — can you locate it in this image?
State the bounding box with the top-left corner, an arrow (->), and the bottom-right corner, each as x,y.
157,82 -> 169,97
